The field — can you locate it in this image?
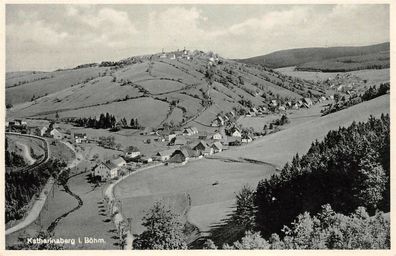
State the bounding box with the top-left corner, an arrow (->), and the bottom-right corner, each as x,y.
115,158 -> 277,235
6,67 -> 108,105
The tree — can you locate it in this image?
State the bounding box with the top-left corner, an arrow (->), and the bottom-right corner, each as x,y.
222,204 -> 390,249
133,201 -> 187,249
232,185 -> 256,230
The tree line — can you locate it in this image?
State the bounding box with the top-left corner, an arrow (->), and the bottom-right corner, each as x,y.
73,112 -> 141,130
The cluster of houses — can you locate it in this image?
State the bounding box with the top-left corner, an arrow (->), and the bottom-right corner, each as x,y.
6,119 -> 89,145
159,48 -> 195,60
211,111 -> 236,127
91,126 -> 229,180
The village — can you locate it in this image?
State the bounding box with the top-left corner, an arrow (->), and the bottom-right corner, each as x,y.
5,92 -> 322,183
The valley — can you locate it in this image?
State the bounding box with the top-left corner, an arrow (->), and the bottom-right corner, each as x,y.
5,45 -> 390,250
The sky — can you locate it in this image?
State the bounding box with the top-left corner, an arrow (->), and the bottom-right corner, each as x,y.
6,4 -> 389,72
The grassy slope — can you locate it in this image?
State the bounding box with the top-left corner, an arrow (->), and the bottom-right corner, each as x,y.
7,54 -> 311,130
115,159 -> 276,235
6,67 -> 108,105
238,42 -> 389,68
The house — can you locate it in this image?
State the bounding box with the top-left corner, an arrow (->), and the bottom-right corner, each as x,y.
169,149 -> 190,163
211,142 -> 223,153
167,132 -> 177,141
125,148 -> 141,159
50,128 -> 64,140
297,100 -> 304,107
231,128 -> 242,138
111,157 -> 127,167
212,133 -> 222,140
250,107 -> 259,115
211,116 -> 225,127
199,131 -> 209,140
13,120 -> 22,126
193,140 -> 213,156
211,119 -> 220,127
92,162 -> 119,181
217,116 -> 225,126
74,133 -> 87,144
169,54 -> 176,60
242,135 -> 253,143
302,98 -> 313,107
183,128 -> 194,136
183,127 -> 198,136
153,149 -> 175,162
39,127 -> 48,136
190,127 -> 198,134
141,157 -> 153,164
169,136 -> 187,146
278,106 -> 286,111
270,100 -> 278,107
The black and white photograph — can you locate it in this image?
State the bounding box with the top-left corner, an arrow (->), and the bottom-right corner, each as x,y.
3,2 -> 392,251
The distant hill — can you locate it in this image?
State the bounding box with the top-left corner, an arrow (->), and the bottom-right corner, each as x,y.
238,42 -> 390,71
6,50 -> 324,129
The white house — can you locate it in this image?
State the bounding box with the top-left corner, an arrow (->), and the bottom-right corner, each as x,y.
231,129 -> 242,138
212,133 -> 222,140
93,162 -> 119,181
39,127 -> 48,136
74,133 -> 87,144
50,128 -> 64,140
242,136 -> 253,143
125,150 -> 140,159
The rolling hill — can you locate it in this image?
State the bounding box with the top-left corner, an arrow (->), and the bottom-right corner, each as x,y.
237,42 -> 389,71
6,50 -> 323,129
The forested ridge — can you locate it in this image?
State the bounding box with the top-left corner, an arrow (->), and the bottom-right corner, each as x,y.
5,157 -> 66,223
206,114 -> 390,249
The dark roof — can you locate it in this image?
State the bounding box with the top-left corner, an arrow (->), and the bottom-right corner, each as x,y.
98,162 -> 118,170
111,157 -> 126,166
212,142 -> 223,150
156,149 -> 175,156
